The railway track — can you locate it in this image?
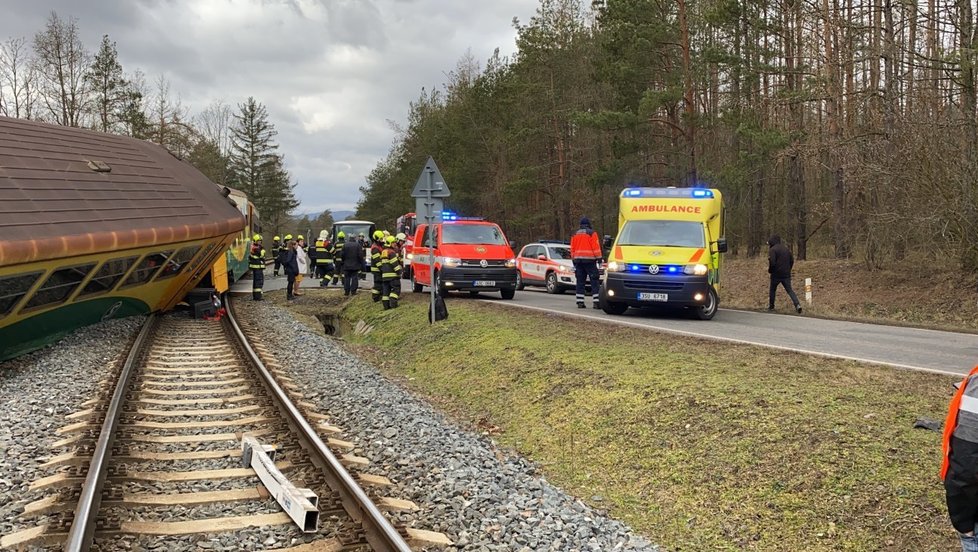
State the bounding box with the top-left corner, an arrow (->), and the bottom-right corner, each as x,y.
3,296 -> 447,551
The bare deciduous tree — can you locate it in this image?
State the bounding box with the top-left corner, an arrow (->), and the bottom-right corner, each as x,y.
32,11 -> 89,126
0,36 -> 38,119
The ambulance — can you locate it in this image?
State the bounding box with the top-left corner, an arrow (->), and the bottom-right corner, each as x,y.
600,187 -> 727,320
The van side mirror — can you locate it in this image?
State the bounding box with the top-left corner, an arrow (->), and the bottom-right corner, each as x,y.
602,235 -> 613,249
716,238 -> 728,253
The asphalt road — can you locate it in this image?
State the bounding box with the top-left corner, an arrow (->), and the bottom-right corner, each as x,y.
462,287 -> 978,377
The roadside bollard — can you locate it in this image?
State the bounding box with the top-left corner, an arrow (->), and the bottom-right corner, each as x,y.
805,277 -> 812,305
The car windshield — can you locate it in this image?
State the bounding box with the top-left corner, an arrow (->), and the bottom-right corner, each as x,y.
334,223 -> 372,241
548,246 -> 572,259
617,220 -> 705,248
442,224 -> 507,245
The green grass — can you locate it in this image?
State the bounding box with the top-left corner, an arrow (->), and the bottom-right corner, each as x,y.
323,292 -> 957,550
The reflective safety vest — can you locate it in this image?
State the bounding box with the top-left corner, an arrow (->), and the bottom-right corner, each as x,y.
248,246 -> 266,270
570,228 -> 602,261
332,240 -> 344,264
315,240 -> 331,264
370,242 -> 383,273
943,365 -> 978,480
379,246 -> 401,280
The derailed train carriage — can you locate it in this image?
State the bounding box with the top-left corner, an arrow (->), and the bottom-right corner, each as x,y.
0,116 -> 258,361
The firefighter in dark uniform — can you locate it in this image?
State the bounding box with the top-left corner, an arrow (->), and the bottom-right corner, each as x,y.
314,231 -> 333,287
271,235 -> 282,276
379,235 -> 402,310
331,232 -> 344,286
249,234 -> 266,300
277,234 -> 291,277
370,230 -> 385,302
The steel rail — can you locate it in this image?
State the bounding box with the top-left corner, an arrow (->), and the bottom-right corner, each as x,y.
65,313 -> 159,552
224,296 -> 411,552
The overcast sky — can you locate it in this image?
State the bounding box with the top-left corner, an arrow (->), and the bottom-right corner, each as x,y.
0,0 -> 539,215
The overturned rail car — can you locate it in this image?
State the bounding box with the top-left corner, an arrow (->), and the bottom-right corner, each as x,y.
0,116 -> 247,361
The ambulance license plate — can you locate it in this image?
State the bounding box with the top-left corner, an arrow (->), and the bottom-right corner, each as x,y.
474,280 -> 496,287
638,292 -> 668,301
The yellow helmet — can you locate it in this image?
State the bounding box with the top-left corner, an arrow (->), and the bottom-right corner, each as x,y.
297,234 -> 304,241
396,232 -> 406,241
273,235 -> 281,241
372,230 -> 384,240
384,235 -> 396,245
253,234 -> 262,241
336,231 -> 346,239
284,234 -> 293,240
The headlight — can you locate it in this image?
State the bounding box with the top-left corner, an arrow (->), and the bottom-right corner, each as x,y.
406,253 -> 414,260
606,261 -> 623,272
443,257 -> 461,268
558,265 -> 572,273
505,258 -> 517,268
684,263 -> 708,275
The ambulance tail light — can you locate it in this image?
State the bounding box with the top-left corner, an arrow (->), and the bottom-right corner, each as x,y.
684,264 -> 708,276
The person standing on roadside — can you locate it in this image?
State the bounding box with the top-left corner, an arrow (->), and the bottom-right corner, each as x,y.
943,365 -> 978,551
570,217 -> 602,309
339,231 -> 365,296
283,240 -> 299,301
295,235 -> 308,296
767,235 -> 802,313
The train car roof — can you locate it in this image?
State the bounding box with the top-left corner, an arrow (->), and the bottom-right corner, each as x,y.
0,116 -> 246,266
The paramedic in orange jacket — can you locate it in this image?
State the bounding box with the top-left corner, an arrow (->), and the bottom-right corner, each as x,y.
570,216 -> 602,309
943,365 -> 978,551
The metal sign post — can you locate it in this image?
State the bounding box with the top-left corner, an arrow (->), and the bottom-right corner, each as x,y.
411,157 -> 450,323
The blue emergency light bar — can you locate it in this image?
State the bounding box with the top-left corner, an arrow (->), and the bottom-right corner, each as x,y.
621,187 -> 714,199
628,264 -> 683,273
440,210 -> 483,222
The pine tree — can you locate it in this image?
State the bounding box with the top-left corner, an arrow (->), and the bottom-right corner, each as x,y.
229,98 -> 297,228
85,35 -> 127,132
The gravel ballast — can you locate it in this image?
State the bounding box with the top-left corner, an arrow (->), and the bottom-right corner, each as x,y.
0,316 -> 144,544
236,299 -> 659,552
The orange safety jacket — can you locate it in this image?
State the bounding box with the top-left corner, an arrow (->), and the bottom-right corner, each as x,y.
570,228 -> 602,261
942,364 -> 978,480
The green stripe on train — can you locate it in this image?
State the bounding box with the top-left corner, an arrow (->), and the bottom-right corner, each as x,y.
0,297 -> 150,362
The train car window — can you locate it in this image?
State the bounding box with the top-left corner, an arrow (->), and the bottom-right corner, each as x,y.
187,242 -> 217,274
0,272 -> 44,317
121,251 -> 173,288
155,245 -> 202,281
23,264 -> 97,311
78,256 -> 138,297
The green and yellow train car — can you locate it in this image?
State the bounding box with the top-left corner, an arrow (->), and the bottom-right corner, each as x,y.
0,116 -> 247,361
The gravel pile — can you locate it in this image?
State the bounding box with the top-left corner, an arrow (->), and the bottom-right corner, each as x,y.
236,300 -> 660,552
0,316 -> 144,545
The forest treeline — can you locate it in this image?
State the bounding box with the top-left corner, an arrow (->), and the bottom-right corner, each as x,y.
0,11 -> 303,233
357,0 -> 978,269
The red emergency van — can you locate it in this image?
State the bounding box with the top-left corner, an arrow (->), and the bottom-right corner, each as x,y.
410,219 -> 518,299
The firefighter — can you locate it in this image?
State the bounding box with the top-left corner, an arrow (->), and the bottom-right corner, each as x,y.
248,234 -> 266,301
379,234 -> 402,310
277,234 -> 291,277
315,231 -> 333,287
394,232 -> 407,257
370,230 -> 385,302
271,235 -> 282,276
330,232 -> 344,285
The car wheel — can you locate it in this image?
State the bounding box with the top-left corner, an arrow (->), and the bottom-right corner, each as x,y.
601,300 -> 628,315
695,287 -> 718,320
500,288 -> 516,300
516,271 -> 524,290
545,272 -> 563,294
412,272 -> 423,293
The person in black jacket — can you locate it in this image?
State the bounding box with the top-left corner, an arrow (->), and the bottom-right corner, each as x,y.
339,232 -> 365,296
767,235 -> 802,314
281,240 -> 300,301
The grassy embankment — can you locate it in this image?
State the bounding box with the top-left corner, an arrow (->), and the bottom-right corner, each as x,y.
277,287 -> 956,551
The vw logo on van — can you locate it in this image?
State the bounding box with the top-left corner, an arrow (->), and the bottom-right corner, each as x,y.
480,259 -> 489,268
648,265 -> 660,275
